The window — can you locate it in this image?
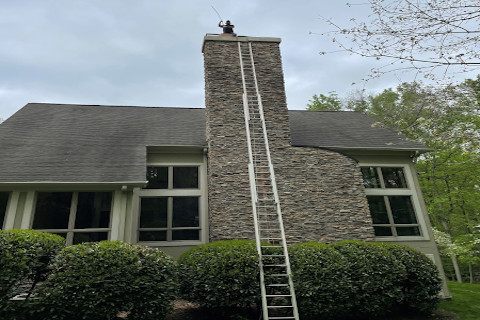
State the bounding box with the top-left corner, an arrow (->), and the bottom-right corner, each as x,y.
361,166 -> 422,238
139,166 -> 201,242
0,192 -> 9,229
32,191 -> 112,244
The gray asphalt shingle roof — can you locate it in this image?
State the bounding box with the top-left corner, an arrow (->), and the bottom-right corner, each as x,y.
0,103 -> 429,183
288,110 -> 430,151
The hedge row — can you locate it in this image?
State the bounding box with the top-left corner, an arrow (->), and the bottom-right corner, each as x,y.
1,231 -> 442,320
0,230 -> 178,320
180,240 -> 442,320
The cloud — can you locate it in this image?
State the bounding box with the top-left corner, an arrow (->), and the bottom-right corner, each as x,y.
0,0 -> 416,120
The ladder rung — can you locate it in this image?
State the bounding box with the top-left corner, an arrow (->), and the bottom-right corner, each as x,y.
261,245 -> 282,248
266,294 -> 292,298
266,284 -> 289,287
268,317 -> 296,320
267,305 -> 293,308
266,274 -> 288,277
262,254 -> 285,257
264,264 -> 286,267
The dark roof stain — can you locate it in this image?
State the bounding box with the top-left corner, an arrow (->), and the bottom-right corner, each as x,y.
0,103 -> 429,183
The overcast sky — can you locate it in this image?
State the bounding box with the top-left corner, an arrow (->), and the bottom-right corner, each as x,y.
0,0 -> 417,121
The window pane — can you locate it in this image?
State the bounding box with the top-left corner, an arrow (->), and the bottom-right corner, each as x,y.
367,196 -> 390,224
389,196 -> 417,224
139,231 -> 167,241
33,192 -> 72,229
374,226 -> 393,236
173,167 -> 198,189
172,197 -> 199,227
75,192 -> 112,229
396,227 -> 421,236
361,167 -> 381,188
0,192 -> 9,228
382,167 -> 407,188
73,232 -> 108,245
172,229 -> 200,240
146,166 -> 168,189
140,197 -> 167,228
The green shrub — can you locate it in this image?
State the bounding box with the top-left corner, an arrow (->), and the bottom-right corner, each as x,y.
289,242 -> 353,320
36,241 -> 178,320
329,240 -> 407,319
0,230 -> 64,303
178,240 -> 260,312
0,230 -> 64,320
376,242 -> 442,314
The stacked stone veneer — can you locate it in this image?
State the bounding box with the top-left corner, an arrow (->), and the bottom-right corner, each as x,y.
203,35 -> 375,243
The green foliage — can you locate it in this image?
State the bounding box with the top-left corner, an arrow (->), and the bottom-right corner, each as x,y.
178,240 -> 260,312
329,241 -> 406,318
376,242 -> 442,314
289,242 -> 352,320
36,241 -> 178,320
290,241 -> 442,319
0,230 -> 64,305
306,91 -> 343,111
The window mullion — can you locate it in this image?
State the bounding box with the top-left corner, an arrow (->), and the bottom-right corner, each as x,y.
383,196 -> 397,237
377,167 -> 386,189
168,166 -> 174,189
66,192 -> 78,245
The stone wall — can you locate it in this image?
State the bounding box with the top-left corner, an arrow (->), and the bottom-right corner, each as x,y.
203,35 -> 375,243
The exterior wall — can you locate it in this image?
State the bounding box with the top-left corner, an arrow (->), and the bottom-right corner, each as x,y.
347,152 -> 451,297
203,35 -> 375,243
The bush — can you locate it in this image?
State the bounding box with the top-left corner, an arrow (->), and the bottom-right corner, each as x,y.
329,241 -> 407,318
0,230 -> 64,305
36,241 -> 178,320
178,240 -> 260,312
289,242 -> 353,320
289,241 -> 442,319
376,242 -> 442,314
0,230 -> 64,320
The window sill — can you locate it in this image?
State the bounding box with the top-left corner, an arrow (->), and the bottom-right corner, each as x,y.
137,240 -> 205,247
375,236 -> 430,242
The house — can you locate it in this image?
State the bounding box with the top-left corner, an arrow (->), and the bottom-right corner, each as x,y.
0,34 -> 449,292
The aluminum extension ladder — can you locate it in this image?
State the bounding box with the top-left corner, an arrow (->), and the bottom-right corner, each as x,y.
238,41 -> 300,320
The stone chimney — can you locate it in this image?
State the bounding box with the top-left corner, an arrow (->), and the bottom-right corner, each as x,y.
202,36 -> 291,241
202,35 -> 375,243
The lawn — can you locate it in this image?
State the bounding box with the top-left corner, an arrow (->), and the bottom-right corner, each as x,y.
438,282 -> 480,320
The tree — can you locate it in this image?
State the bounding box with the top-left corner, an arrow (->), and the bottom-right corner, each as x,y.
307,91 -> 343,111
319,0 -> 480,82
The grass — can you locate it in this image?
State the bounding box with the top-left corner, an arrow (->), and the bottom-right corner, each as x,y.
437,281 -> 480,320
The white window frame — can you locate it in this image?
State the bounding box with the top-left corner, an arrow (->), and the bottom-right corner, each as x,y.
361,163 -> 430,241
134,160 -> 208,247
31,191 -> 113,245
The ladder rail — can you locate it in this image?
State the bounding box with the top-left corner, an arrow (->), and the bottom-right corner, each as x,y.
238,42 -> 269,320
238,41 -> 300,320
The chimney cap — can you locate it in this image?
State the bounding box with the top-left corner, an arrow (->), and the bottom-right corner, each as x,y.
202,35 -> 281,52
